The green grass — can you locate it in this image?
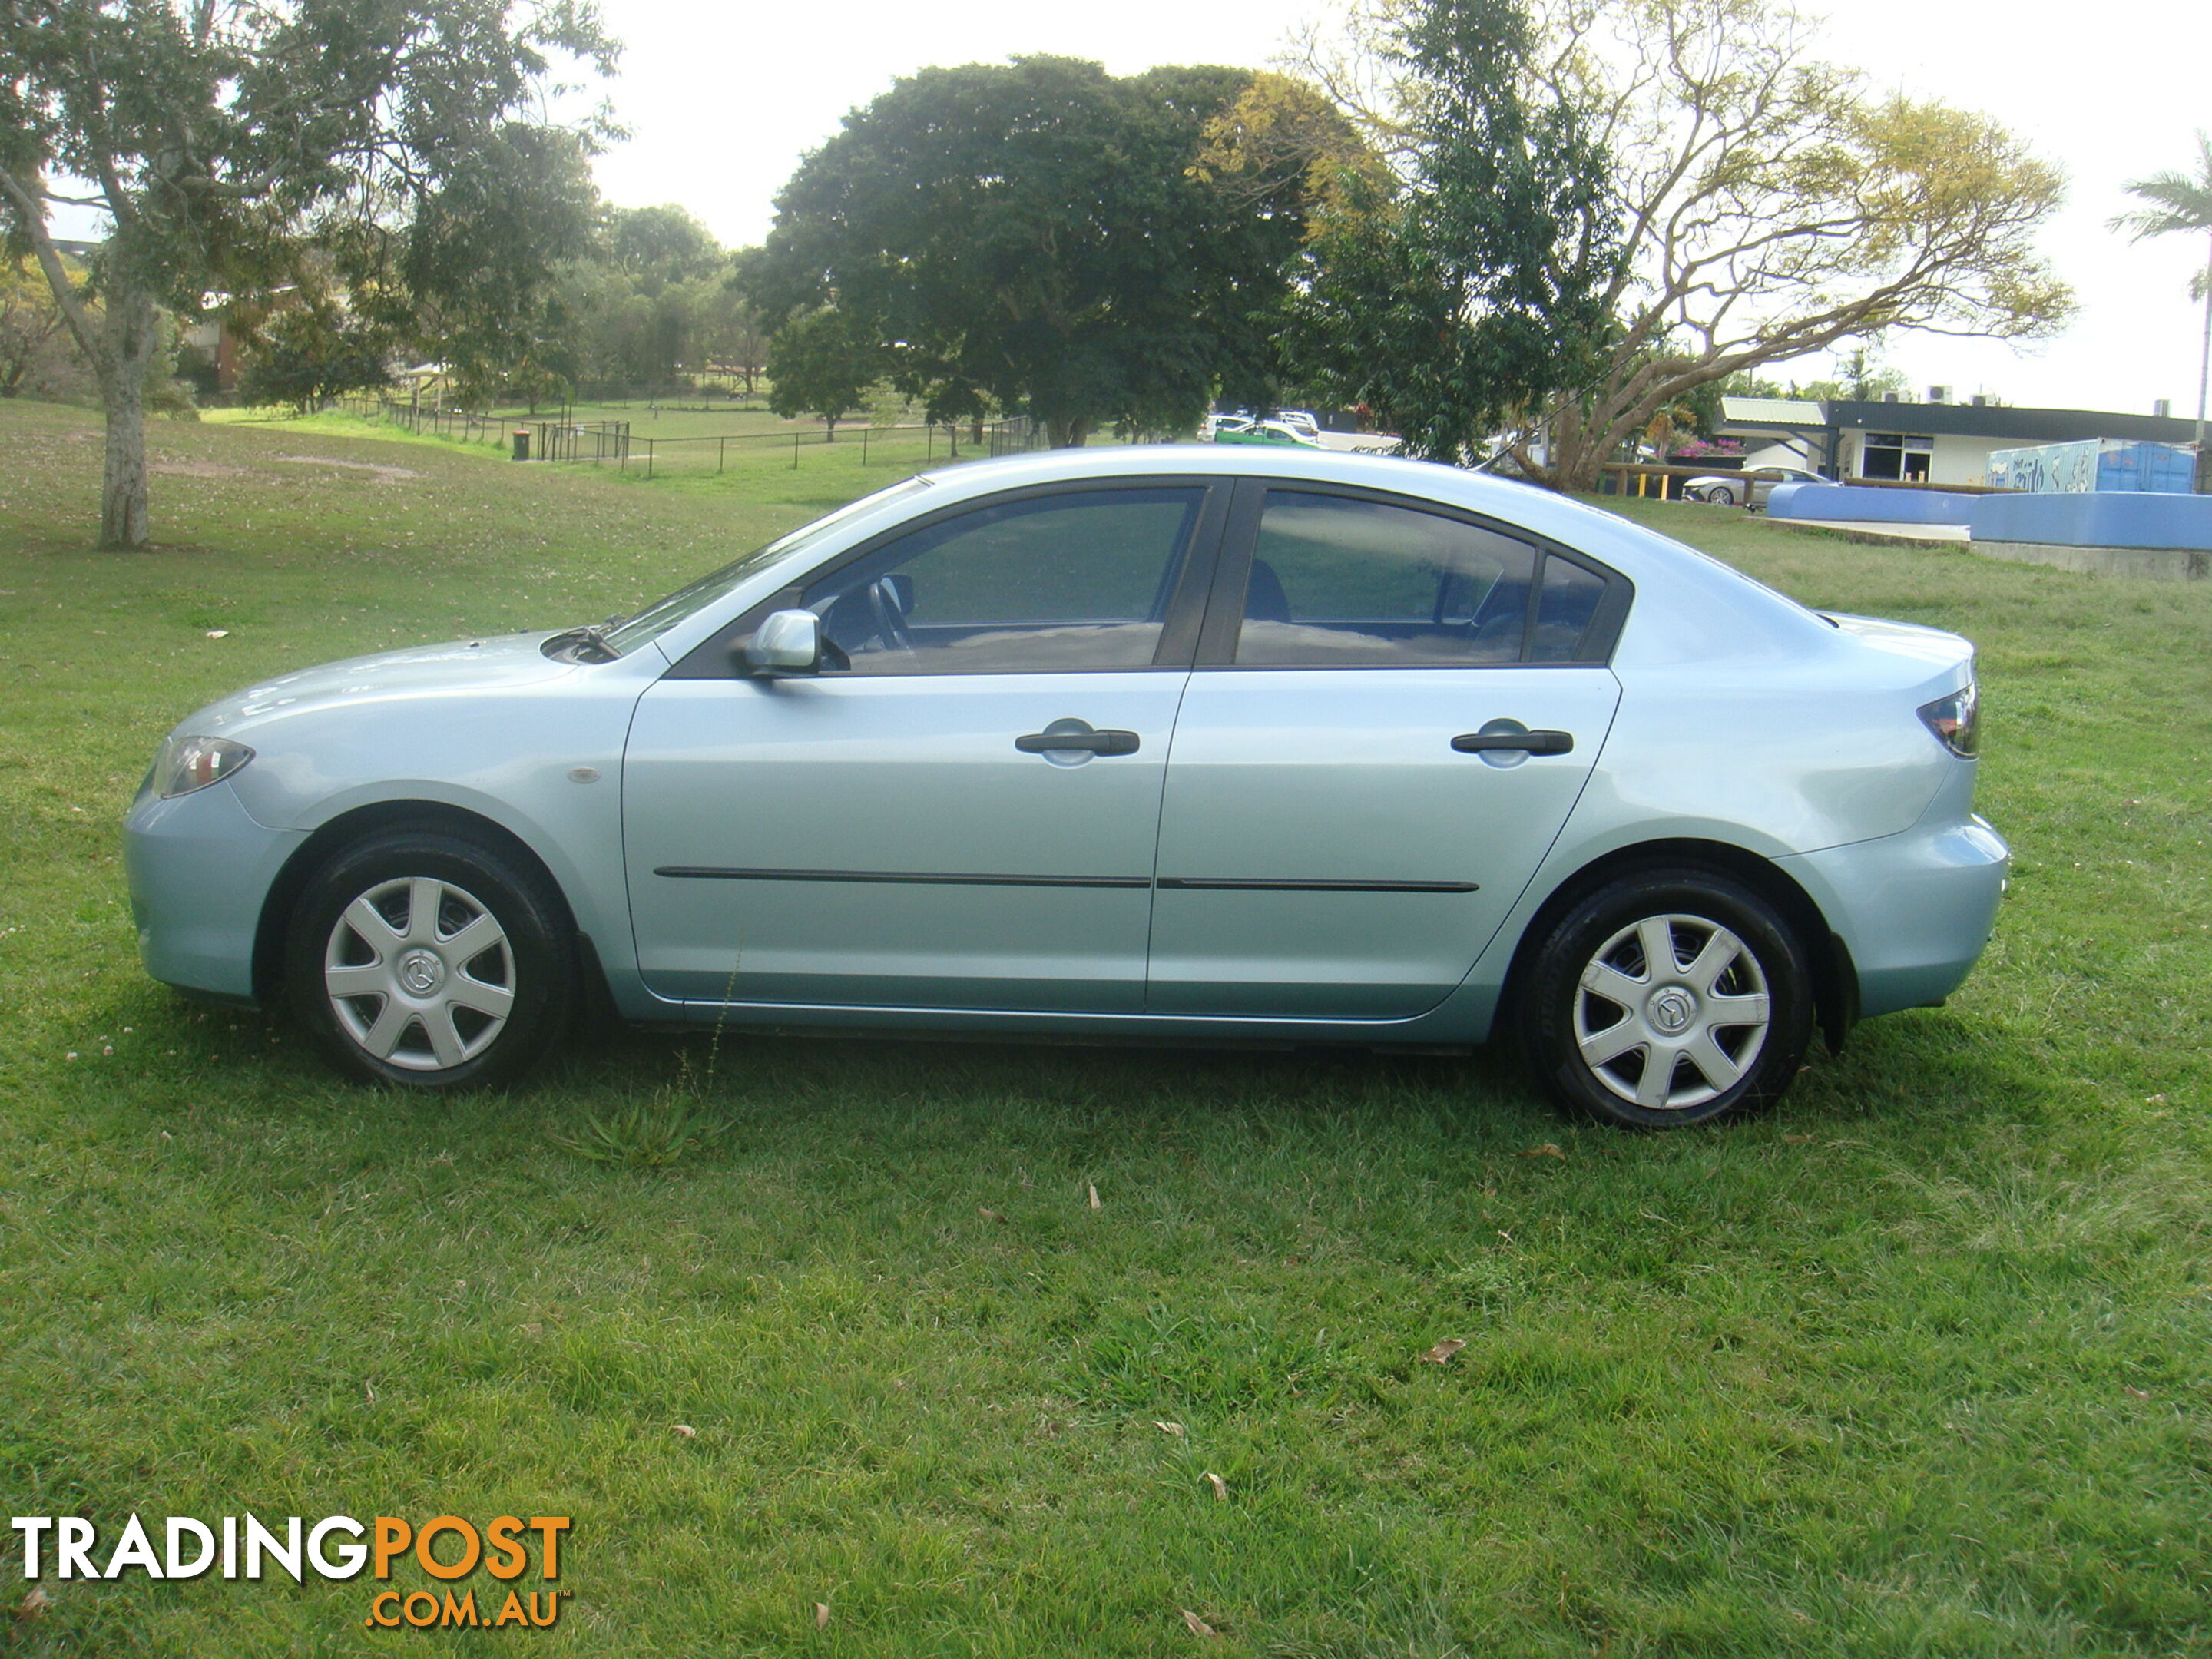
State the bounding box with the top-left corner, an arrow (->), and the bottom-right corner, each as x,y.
2,399 -> 2208,1656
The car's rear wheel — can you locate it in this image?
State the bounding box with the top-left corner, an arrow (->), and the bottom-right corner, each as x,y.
1519,867 -> 1813,1128
286,827 -> 576,1088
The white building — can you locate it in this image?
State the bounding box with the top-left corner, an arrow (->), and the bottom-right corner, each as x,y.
1714,394 -> 2201,487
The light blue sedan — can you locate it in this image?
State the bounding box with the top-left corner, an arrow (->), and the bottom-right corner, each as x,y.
125,447 -> 2007,1127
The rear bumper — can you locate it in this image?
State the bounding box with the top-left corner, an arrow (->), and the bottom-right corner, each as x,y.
124,781 -> 306,1006
1777,813 -> 2009,1018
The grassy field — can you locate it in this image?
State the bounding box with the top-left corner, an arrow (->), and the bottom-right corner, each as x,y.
1,398 -> 2207,1656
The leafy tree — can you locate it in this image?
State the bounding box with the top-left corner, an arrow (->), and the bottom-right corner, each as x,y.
0,255 -> 91,400
765,306 -> 882,439
1296,0 -> 2073,491
2111,133 -> 2212,461
1280,0 -> 1620,462
752,57 -> 1315,447
1796,346 -> 1911,404
235,303 -> 395,415
607,206 -> 725,290
369,121 -> 604,410
548,209 -> 771,394
0,0 -> 616,548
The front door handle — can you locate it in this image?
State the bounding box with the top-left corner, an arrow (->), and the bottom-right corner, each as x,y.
1016,727 -> 1140,756
1452,729 -> 1574,756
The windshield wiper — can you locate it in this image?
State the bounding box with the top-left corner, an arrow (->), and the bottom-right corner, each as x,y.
541,619 -> 623,664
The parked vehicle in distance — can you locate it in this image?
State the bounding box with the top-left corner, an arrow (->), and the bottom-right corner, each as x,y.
1273,409 -> 1323,439
1684,465 -> 1826,508
127,446 -> 2007,1127
1214,419 -> 1326,449
1197,412 -> 1252,442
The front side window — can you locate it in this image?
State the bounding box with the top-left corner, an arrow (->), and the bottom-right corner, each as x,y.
1230,491 -> 1607,667
802,487 -> 1204,675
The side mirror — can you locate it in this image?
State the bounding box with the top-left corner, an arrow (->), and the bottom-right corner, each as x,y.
740,609 -> 823,677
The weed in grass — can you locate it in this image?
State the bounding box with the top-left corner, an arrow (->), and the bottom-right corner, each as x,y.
548,1088 -> 734,1167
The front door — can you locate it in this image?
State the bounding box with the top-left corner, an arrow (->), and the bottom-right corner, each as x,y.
624,482 -> 1221,1011
1147,482 -> 1625,1019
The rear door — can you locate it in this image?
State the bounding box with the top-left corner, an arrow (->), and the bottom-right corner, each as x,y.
1147,481 -> 1628,1018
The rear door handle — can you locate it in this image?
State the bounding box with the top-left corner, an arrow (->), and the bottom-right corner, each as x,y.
1016,728 -> 1141,756
1452,729 -> 1574,755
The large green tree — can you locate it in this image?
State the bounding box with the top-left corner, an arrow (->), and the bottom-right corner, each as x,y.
1296,0 -> 2074,490
765,305 -> 882,440
751,57 -> 1315,448
0,0 -> 616,548
2111,134 -> 2212,465
1278,0 -> 1621,462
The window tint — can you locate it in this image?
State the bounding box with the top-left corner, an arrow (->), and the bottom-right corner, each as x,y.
1232,492 -> 1540,667
803,488 -> 1204,674
1532,555 -> 1606,661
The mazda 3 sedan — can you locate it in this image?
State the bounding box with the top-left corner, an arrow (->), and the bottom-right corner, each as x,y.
126,447 -> 2007,1127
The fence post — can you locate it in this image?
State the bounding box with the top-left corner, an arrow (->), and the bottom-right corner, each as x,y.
718,436 -> 726,475
646,439 -> 654,480
862,426 -> 869,465
792,432 -> 800,470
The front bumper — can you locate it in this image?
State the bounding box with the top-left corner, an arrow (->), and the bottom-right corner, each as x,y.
124,780 -> 307,1006
1777,812 -> 2010,1018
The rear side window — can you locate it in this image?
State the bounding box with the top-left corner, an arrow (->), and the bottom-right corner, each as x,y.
1229,490 -> 1609,667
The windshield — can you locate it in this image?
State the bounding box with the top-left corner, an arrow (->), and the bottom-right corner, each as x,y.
599,475 -> 935,656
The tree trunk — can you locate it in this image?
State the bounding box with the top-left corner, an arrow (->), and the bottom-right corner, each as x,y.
1044,412 -> 1090,449
98,284 -> 160,551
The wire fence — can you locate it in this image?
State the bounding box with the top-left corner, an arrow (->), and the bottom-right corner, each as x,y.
326,396 -> 1050,475
332,395 -> 514,447
529,416 -> 1051,477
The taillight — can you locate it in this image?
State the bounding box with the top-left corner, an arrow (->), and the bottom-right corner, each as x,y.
1918,681 -> 1979,758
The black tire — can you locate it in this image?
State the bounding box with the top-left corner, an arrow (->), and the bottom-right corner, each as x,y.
1710,486 -> 1737,508
1518,866 -> 1813,1128
285,826 -> 577,1089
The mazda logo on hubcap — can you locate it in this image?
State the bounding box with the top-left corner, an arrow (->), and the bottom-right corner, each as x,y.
1649,987 -> 1696,1035
399,949 -> 444,995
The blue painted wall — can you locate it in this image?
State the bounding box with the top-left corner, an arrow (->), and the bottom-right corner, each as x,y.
1970,491 -> 2212,551
1766,483 -> 1979,525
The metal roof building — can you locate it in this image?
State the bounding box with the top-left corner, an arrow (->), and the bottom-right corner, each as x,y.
1715,396 -> 2203,487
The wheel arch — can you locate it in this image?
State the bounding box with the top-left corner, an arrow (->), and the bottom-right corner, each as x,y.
1500,836 -> 1858,1053
251,800 -> 616,1024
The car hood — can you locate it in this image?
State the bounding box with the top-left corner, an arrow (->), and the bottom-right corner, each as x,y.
179,631 -> 583,737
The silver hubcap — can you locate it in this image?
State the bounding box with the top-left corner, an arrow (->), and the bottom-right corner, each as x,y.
1573,912 -> 1771,1111
323,876 -> 516,1071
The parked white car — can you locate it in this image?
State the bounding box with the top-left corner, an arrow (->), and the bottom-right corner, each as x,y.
1684,466 -> 1826,509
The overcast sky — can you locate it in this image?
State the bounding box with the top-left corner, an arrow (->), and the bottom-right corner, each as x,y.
584,0 -> 2212,420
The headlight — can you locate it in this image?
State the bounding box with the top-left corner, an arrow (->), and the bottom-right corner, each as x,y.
151,734 -> 256,797
1918,682 -> 1979,759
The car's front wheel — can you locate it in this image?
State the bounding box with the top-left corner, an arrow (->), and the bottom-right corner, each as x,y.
286,827 -> 577,1088
1519,867 -> 1813,1128
1707,485 -> 1737,508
